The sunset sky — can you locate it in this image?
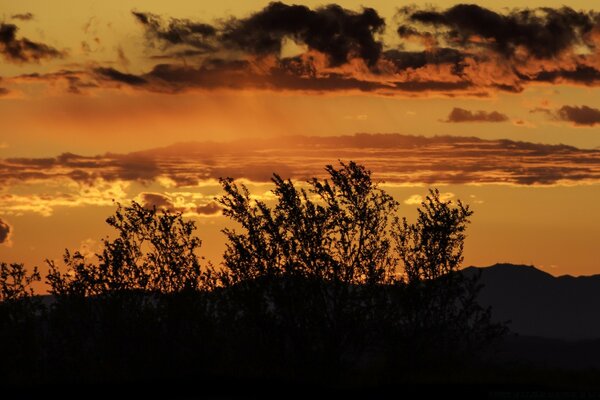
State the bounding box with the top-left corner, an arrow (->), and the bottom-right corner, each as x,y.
1,0 -> 599,288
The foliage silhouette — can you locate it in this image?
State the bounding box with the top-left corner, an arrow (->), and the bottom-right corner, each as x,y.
46,201 -> 211,297
215,162 -> 503,378
0,263 -> 41,382
0,161 -> 506,387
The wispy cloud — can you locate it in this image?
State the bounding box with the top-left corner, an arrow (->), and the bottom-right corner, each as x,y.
0,22 -> 65,63
11,13 -> 34,21
1,134 -> 599,216
2,134 -> 599,189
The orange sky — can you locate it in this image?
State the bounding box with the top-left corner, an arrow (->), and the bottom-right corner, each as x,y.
1,1 -> 599,286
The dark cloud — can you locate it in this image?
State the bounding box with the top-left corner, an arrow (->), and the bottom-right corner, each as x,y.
557,105 -> 600,126
138,192 -> 221,216
119,4 -> 600,96
403,5 -> 597,60
0,87 -> 9,96
196,202 -> 222,216
85,62 -> 479,95
5,5 -> 600,96
523,65 -> 600,86
384,48 -> 467,72
2,134 -> 599,187
444,107 -> 509,123
0,23 -> 64,63
133,2 -> 385,67
221,2 -> 385,67
14,69 -> 99,94
11,13 -> 34,21
0,218 -> 11,245
94,67 -> 148,86
132,11 -> 217,51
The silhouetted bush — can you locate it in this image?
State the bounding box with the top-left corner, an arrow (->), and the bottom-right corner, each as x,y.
0,161 -> 505,386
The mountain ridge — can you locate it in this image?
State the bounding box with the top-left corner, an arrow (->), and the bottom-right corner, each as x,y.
465,263 -> 600,340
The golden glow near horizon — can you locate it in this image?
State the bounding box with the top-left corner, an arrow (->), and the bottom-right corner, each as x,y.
1,1 -> 599,285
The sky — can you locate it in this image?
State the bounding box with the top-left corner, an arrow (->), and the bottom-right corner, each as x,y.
1,1 -> 599,289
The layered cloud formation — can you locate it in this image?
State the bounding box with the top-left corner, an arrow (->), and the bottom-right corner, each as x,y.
4,3 -> 600,96
2,134 -> 599,190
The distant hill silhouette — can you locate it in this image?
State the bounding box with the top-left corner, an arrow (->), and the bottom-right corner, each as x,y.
465,263 -> 600,340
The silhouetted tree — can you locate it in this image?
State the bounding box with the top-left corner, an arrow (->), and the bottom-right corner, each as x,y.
0,262 -> 40,303
0,161 -> 506,386
47,201 -> 210,296
43,202 -> 216,383
391,189 -> 505,368
217,163 -> 504,378
0,262 -> 41,381
217,161 -> 398,377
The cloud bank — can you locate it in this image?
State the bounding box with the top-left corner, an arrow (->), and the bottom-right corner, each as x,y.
2,134 -> 599,189
7,4 -> 600,96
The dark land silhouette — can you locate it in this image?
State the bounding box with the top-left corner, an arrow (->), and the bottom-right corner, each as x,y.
0,162 -> 598,397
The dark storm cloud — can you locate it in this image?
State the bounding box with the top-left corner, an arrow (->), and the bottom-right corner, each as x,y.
402,4 -> 597,59
0,218 -> 11,245
2,134 -> 600,188
444,107 -> 509,123
7,4 -> 600,96
557,105 -> 600,126
0,23 -> 64,63
133,2 -> 385,67
220,2 -> 385,67
11,13 -> 34,21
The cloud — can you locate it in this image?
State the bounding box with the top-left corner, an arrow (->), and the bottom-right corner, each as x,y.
133,3 -> 385,67
0,218 -> 11,245
5,5 -> 600,96
556,105 -> 600,126
405,192 -> 453,205
0,22 -> 65,63
132,11 -> 217,52
402,5 -> 596,60
94,67 -> 148,86
195,201 -> 221,216
108,5 -> 598,96
0,87 -> 10,96
444,107 -> 509,123
11,13 -> 34,21
0,179 -> 129,217
138,192 -> 221,217
116,46 -> 130,67
2,134 -> 600,192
